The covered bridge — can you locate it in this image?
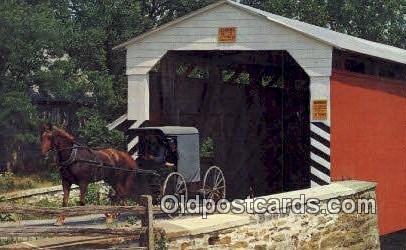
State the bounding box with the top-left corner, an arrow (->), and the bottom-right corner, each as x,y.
111,0 -> 406,235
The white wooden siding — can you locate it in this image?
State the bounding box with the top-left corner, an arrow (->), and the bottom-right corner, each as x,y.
127,74 -> 149,122
310,76 -> 331,125
126,4 -> 332,121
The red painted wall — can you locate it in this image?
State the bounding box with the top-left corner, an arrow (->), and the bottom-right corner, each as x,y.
331,70 -> 406,235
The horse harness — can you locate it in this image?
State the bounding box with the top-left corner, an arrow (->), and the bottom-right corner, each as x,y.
52,142 -> 158,175
58,144 -> 79,167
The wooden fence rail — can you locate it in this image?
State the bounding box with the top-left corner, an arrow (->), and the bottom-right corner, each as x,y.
0,204 -> 162,217
0,195 -> 159,250
0,227 -> 145,237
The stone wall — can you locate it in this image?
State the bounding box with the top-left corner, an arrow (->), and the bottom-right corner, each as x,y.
164,181 -> 380,250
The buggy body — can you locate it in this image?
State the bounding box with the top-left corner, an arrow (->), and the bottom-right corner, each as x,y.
129,126 -> 226,207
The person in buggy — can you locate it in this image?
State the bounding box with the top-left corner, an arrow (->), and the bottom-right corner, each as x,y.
164,137 -> 178,170
137,135 -> 178,177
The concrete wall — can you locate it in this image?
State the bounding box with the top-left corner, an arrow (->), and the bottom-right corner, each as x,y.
331,70 -> 406,235
160,181 -> 379,249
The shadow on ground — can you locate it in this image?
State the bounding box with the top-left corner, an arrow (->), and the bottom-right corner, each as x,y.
380,229 -> 406,250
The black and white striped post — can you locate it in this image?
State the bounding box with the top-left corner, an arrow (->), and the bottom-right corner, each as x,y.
309,76 -> 331,187
310,122 -> 331,186
107,114 -> 143,158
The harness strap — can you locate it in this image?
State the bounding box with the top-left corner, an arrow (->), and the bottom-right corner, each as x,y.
54,143 -> 158,176
59,144 -> 78,167
73,159 -> 159,175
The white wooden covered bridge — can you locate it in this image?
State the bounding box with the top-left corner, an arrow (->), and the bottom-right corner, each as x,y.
108,1 -> 406,230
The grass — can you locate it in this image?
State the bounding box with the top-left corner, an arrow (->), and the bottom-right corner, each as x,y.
9,197 -> 78,221
0,237 -> 20,247
0,170 -> 60,193
0,173 -> 138,221
6,182 -> 112,220
0,236 -> 40,247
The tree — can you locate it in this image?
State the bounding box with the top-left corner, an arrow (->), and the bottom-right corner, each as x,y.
0,0 -> 134,172
140,0 -> 218,25
0,0 -> 64,172
241,0 -> 405,49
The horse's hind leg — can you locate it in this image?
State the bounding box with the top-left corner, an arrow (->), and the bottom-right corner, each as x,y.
55,180 -> 71,226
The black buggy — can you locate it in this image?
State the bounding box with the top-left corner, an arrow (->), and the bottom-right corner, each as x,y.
130,126 -> 226,202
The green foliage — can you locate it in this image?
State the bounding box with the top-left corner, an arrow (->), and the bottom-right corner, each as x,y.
0,238 -> 19,247
0,171 -> 15,192
241,0 -> 405,49
34,197 -> 62,208
0,0 -> 63,173
140,0 -> 218,25
85,183 -> 110,205
46,169 -> 61,183
77,109 -> 126,150
126,216 -> 138,225
201,137 -> 214,158
0,171 -> 34,192
0,213 -> 13,222
13,183 -> 109,209
0,0 -> 136,173
0,91 -> 40,172
0,195 -> 8,225
155,232 -> 168,250
0,196 -> 14,223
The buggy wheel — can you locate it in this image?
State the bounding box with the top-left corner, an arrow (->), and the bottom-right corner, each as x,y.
203,166 -> 226,201
161,172 -> 188,217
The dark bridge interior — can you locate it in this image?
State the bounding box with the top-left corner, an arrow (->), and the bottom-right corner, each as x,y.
146,50 -> 310,198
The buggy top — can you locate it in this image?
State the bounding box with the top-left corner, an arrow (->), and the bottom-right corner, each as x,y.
130,126 -> 198,136
130,126 -> 200,183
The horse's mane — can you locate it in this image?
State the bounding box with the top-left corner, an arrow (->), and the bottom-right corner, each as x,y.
53,127 -> 75,142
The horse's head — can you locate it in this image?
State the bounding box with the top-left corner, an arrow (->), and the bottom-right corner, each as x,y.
40,123 -> 75,155
40,123 -> 54,155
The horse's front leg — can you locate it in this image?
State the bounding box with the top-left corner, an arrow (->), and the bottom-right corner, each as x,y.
79,182 -> 88,206
62,180 -> 72,207
55,179 -> 71,226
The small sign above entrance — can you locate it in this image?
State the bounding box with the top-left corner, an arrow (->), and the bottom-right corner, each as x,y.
312,100 -> 328,121
218,27 -> 237,43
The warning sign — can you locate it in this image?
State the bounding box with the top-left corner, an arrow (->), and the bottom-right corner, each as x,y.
312,100 -> 328,121
218,27 -> 237,43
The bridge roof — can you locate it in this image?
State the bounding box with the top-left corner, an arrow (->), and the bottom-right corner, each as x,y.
114,0 -> 406,65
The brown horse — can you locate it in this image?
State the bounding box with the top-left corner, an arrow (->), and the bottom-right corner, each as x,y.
40,124 -> 144,225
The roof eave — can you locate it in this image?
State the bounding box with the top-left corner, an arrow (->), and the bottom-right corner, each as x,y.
113,0 -> 229,50
225,1 -> 337,49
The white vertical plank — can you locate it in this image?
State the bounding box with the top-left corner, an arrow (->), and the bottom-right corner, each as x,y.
128,74 -> 149,121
